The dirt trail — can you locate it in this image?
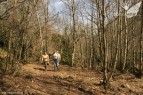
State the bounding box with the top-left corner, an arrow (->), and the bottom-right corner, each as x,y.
1,63 -> 143,95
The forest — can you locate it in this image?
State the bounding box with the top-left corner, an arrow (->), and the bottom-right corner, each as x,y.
0,0 -> 143,95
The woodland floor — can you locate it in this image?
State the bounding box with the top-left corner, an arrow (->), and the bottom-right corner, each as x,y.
0,62 -> 143,95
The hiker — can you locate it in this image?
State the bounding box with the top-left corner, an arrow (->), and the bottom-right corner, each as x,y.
53,51 -> 59,71
57,51 -> 61,65
42,52 -> 49,71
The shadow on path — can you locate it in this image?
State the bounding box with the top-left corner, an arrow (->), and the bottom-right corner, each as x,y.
34,68 -> 54,71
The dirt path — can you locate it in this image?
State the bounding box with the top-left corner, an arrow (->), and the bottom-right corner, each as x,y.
1,63 -> 143,95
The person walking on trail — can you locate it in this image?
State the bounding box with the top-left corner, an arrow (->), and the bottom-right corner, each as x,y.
53,51 -> 59,71
42,52 -> 49,71
56,51 -> 61,66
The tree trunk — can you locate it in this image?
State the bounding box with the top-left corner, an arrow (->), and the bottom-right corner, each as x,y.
140,0 -> 143,71
5,0 -> 17,72
71,0 -> 76,67
96,0 -> 103,64
34,0 -> 43,60
41,0 -> 49,52
119,13 -> 123,70
132,17 -> 135,66
122,9 -> 128,72
89,0 -> 94,68
109,0 -> 120,80
102,0 -> 108,85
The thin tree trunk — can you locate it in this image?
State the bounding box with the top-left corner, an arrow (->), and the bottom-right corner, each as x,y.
96,0 -> 102,64
140,0 -> 143,71
41,0 -> 49,52
110,23 -> 113,67
5,0 -> 17,72
89,0 -> 94,68
132,17 -> 135,66
6,30 -> 12,71
102,0 -> 108,85
80,35 -> 83,68
122,9 -> 128,71
109,0 -> 120,80
71,0 -> 76,66
119,13 -> 123,70
34,0 -> 43,60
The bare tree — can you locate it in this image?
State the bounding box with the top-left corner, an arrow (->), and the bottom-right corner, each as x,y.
109,0 -> 121,80
140,0 -> 143,71
102,0 -> 108,85
122,0 -> 128,71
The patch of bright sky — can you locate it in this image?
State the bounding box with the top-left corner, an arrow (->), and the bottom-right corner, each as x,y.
49,0 -> 65,13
